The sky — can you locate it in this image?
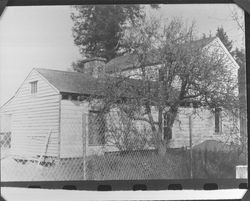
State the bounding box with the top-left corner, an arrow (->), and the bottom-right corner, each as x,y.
0,4 -> 245,106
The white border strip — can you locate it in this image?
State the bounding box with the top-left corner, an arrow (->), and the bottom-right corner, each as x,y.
1,188 -> 247,201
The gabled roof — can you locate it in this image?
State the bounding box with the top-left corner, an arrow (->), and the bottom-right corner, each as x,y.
35,68 -> 158,99
36,68 -> 105,95
1,68 -> 159,109
104,37 -> 218,73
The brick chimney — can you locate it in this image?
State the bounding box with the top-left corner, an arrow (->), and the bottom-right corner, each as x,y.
80,57 -> 106,78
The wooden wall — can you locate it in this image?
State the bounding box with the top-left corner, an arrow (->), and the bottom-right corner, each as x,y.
0,70 -> 60,157
59,100 -> 238,157
170,108 -> 240,148
60,99 -> 112,157
0,114 -> 12,132
60,100 -> 88,158
103,106 -> 239,150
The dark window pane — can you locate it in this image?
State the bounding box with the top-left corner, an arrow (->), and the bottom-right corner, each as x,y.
88,111 -> 105,145
215,108 -> 222,133
30,81 -> 38,94
159,68 -> 164,82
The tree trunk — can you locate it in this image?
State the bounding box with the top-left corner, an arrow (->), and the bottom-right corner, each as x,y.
164,106 -> 178,141
145,102 -> 178,156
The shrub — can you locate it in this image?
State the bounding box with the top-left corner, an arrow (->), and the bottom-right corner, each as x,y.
191,148 -> 247,178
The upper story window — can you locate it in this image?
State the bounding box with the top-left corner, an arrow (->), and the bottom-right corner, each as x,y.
30,81 -> 38,94
159,68 -> 164,82
215,108 -> 222,134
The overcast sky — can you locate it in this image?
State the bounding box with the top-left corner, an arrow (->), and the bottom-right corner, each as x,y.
0,4 -> 245,106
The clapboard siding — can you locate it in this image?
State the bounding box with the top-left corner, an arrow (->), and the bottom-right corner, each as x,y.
169,108 -> 239,148
0,69 -> 60,157
101,106 -> 239,151
60,100 -> 88,158
82,103 -> 239,155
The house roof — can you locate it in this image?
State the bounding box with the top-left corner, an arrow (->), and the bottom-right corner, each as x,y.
35,68 -> 158,99
104,37 -> 217,73
36,68 -> 106,95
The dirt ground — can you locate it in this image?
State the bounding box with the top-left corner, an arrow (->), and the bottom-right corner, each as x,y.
1,151 -> 188,181
1,156 -> 85,181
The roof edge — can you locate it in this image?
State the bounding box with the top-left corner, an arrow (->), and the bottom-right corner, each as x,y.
0,96 -> 14,111
105,37 -> 221,74
34,68 -> 61,94
1,69 -> 36,110
213,37 -> 240,69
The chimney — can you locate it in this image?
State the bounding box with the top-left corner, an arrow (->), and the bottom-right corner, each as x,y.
82,57 -> 106,78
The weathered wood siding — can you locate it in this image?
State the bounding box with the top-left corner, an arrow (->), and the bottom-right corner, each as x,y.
170,108 -> 240,148
0,70 -> 60,157
85,105 -> 158,155
101,106 -> 239,151
60,100 -> 88,158
0,114 -> 12,132
59,99 -> 239,157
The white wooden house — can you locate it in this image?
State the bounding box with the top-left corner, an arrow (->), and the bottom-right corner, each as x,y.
103,36 -> 241,148
104,37 -> 239,79
0,37 -> 240,160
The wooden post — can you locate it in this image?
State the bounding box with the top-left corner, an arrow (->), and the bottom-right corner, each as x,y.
82,113 -> 87,180
189,105 -> 193,179
37,129 -> 52,168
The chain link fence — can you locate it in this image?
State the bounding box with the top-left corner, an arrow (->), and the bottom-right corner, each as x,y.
0,134 -> 190,181
1,101 -> 246,182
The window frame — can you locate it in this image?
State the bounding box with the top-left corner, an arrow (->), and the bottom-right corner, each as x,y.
30,81 -> 38,95
88,110 -> 106,146
214,108 -> 222,134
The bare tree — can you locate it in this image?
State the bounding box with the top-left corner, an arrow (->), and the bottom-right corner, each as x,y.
90,17 -> 239,154
230,5 -> 245,32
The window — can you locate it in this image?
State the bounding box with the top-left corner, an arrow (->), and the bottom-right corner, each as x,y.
159,68 -> 164,82
62,94 -> 68,100
61,93 -> 79,101
163,113 -> 172,140
88,110 -> 105,146
30,81 -> 38,94
215,108 -> 222,133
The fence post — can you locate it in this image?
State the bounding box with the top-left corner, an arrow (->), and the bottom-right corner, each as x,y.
189,105 -> 193,179
82,112 -> 87,180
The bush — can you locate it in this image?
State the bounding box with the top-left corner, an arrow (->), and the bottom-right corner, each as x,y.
191,149 -> 247,178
